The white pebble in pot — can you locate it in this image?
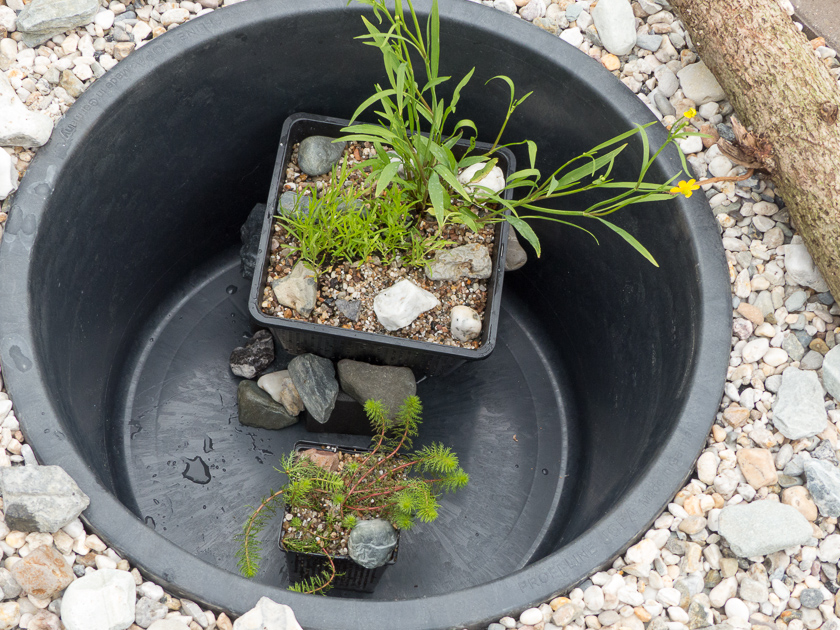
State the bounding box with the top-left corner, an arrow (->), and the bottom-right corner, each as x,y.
450,305 -> 482,342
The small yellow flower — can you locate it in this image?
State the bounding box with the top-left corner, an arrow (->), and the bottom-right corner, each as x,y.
670,179 -> 701,198
684,107 -> 697,119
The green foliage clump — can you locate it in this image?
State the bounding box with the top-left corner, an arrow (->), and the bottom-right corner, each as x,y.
236,395 -> 468,595
279,157 -> 448,269
336,0 -> 702,266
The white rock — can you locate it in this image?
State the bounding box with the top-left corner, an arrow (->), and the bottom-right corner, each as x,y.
160,7 -> 189,26
658,587 -> 681,607
94,10 -> 115,29
773,367 -> 827,439
0,72 -> 52,147
742,338 -> 769,363
232,597 -> 302,630
60,569 -> 136,630
724,598 -> 750,621
148,621 -> 190,630
0,602 -> 19,630
819,534 -> 840,563
493,0 -> 517,13
697,451 -> 718,485
458,162 -> 505,199
559,27 -> 584,47
785,235 -> 830,292
678,134 -> 703,155
138,581 -> 164,601
762,347 -> 788,367
133,21 -> 152,43
373,279 -> 439,331
584,585 -> 605,611
591,0 -> 636,55
677,61 -> 726,105
0,149 -> 17,200
708,155 -> 734,178
450,305 -> 482,342
520,608 -> 543,625
0,7 -> 16,33
625,538 -> 658,566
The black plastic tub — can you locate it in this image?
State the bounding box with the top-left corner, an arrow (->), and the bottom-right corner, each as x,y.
281,441 -> 398,594
0,1 -> 731,629
251,112 -> 515,376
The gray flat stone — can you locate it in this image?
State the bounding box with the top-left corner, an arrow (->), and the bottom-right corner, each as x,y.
718,501 -> 812,557
0,466 -> 89,533
772,367 -> 826,439
17,0 -> 99,46
425,243 -> 492,282
336,359 -> 416,421
288,354 -> 338,424
237,380 -> 298,431
805,458 -> 840,517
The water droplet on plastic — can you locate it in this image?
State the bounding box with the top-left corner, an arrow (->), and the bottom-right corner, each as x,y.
203,436 -> 213,453
144,516 -> 156,529
542,468 -> 548,475
226,285 -> 238,294
182,456 -> 211,485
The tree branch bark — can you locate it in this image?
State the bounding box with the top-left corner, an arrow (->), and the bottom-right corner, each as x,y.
669,0 -> 840,297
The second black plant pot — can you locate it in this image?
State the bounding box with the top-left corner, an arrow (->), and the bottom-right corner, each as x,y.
249,113 -> 516,377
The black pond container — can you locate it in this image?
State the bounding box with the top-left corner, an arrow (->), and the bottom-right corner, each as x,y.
0,1 -> 731,629
251,112 -> 516,376
281,441 -> 398,594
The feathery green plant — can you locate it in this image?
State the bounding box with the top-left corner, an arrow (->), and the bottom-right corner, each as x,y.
236,394 -> 468,594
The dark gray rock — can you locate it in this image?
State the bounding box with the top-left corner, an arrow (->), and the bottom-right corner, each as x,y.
337,359 -> 416,420
777,473 -> 803,488
717,124 -> 736,143
17,0 -> 100,46
335,298 -> 361,322
279,191 -> 311,217
0,466 -> 89,533
288,354 -> 338,424
800,350 -> 824,371
805,458 -> 840,517
297,136 -> 345,176
505,229 -> 527,271
348,519 -> 398,569
237,381 -> 298,431
635,34 -> 663,51
812,440 -> 839,465
240,203 -> 266,280
800,588 -> 825,609
134,596 -> 167,628
229,330 -> 274,379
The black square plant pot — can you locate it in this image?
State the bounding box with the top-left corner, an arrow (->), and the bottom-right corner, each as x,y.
248,112 -> 516,377
280,441 -> 399,594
